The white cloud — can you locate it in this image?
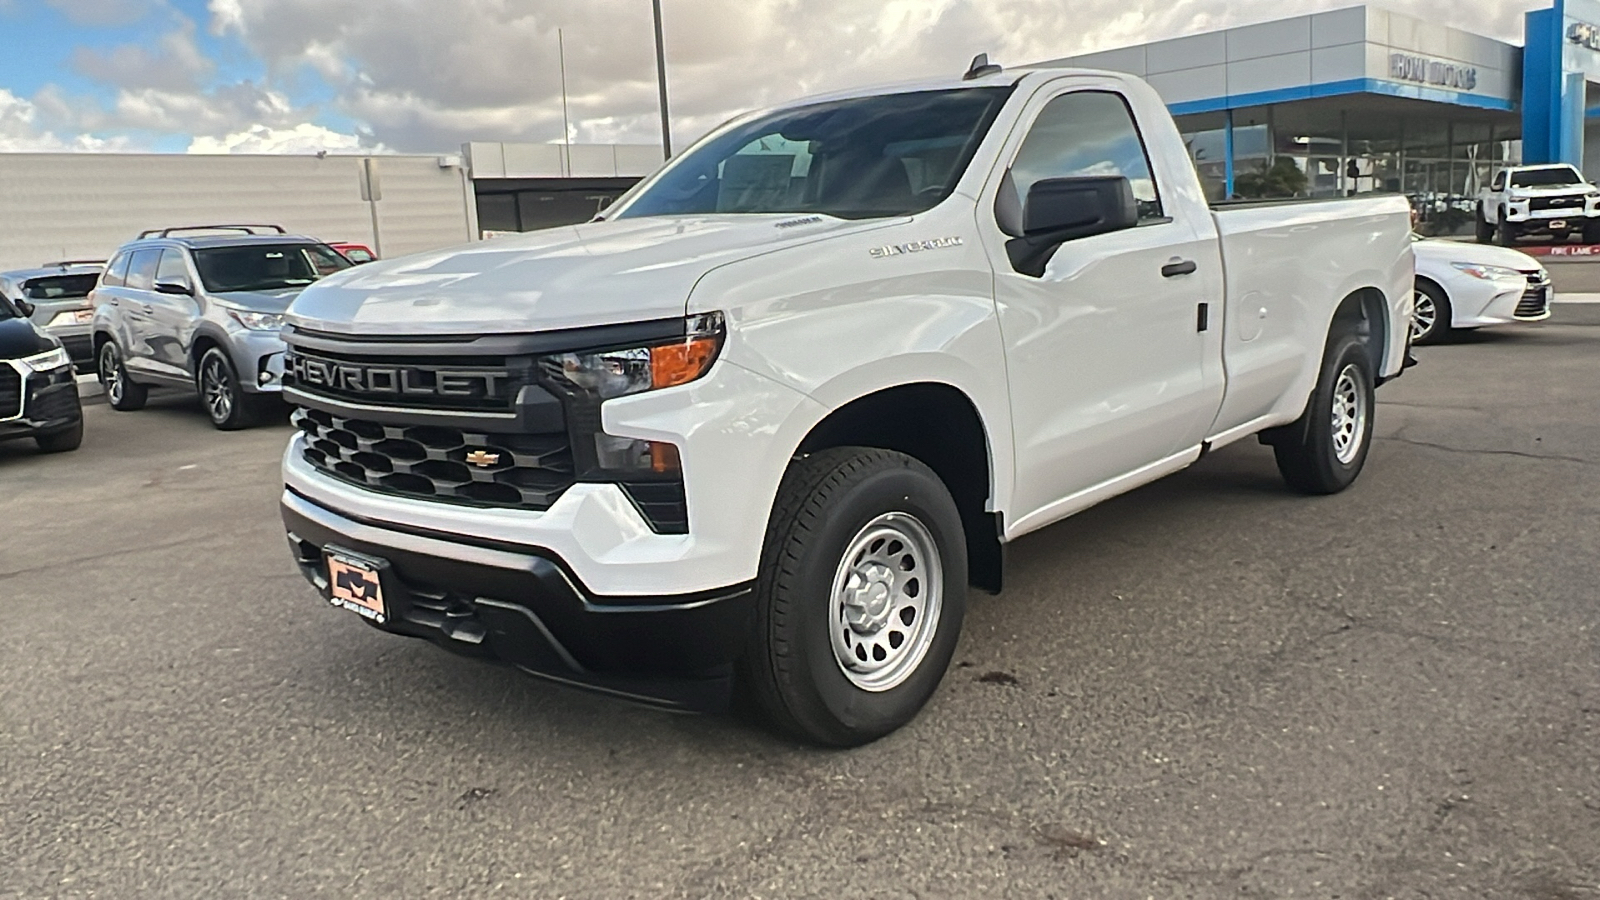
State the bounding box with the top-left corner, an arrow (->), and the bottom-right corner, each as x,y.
0,88 -> 132,151
186,122 -> 371,154
197,0 -> 1548,153
72,18 -> 214,92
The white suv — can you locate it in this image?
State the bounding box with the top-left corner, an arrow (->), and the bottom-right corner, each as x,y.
1477,164 -> 1600,246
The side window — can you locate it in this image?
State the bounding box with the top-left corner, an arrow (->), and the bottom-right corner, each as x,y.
155,249 -> 191,286
1009,90 -> 1163,222
102,252 -> 131,288
125,250 -> 161,291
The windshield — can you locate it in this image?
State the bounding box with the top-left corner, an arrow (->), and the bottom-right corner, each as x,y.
614,87 -> 1013,221
24,273 -> 100,301
192,243 -> 351,293
1510,167 -> 1585,188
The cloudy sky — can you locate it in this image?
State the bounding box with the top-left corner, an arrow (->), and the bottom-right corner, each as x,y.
0,0 -> 1551,155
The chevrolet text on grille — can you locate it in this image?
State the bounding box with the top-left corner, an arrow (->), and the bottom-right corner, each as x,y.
287,354 -> 510,398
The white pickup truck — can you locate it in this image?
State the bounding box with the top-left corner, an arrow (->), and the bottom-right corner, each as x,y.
278,61 -> 1414,746
1476,163 -> 1600,246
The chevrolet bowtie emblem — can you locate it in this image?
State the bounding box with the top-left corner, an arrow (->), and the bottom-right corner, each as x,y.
465,450 -> 501,468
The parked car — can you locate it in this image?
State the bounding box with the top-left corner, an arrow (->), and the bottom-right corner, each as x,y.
1411,236 -> 1551,344
91,225 -> 352,429
328,242 -> 376,264
0,291 -> 83,453
278,61 -> 1413,745
0,261 -> 104,373
1476,164 -> 1600,246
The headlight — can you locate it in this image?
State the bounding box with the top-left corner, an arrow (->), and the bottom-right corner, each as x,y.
1451,262 -> 1526,281
545,311 -> 724,400
17,346 -> 72,373
537,312 -> 724,533
228,310 -> 286,331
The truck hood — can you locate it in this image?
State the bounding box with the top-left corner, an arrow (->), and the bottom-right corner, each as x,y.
1505,184 -> 1593,198
1413,239 -> 1540,272
286,214 -> 880,336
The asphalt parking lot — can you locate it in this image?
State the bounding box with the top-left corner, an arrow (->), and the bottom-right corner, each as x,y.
3,308 -> 1599,899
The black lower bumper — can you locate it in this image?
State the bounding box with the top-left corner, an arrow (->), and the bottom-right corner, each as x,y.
281,490 -> 755,711
0,374 -> 82,443
60,334 -> 95,373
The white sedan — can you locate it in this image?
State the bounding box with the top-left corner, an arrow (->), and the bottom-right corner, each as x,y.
1411,236 -> 1552,344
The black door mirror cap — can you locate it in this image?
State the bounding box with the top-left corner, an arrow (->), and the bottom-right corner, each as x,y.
153,280 -> 194,296
14,298 -> 35,317
1005,175 -> 1139,277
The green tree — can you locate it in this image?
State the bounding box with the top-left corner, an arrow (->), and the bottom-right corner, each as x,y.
1234,158 -> 1310,199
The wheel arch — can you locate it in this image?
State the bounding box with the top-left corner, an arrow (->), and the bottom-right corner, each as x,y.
794,381 -> 1004,594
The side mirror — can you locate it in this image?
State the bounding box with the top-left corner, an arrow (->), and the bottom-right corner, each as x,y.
997,174 -> 1139,277
14,298 -> 35,317
154,279 -> 193,296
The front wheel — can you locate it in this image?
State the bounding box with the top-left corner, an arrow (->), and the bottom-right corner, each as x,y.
197,347 -> 260,430
35,420 -> 83,453
1496,214 -> 1516,247
741,447 -> 967,747
1271,333 -> 1376,495
98,341 -> 148,411
1410,280 -> 1452,345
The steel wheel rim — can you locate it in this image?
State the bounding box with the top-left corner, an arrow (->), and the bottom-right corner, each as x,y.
100,345 -> 123,405
829,512 -> 943,693
202,357 -> 232,422
1330,363 -> 1367,465
1411,290 -> 1437,340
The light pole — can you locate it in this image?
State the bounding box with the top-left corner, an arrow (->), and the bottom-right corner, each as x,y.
652,0 -> 672,159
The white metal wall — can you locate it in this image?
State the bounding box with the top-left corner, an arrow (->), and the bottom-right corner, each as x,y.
0,153 -> 478,273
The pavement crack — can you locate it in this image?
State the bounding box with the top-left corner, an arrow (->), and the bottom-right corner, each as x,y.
1375,435 -> 1596,467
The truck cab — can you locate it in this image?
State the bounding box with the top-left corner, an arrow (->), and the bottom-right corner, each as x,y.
278,64 -> 1413,745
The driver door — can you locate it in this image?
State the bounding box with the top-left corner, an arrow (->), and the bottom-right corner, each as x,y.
983,85 -> 1220,530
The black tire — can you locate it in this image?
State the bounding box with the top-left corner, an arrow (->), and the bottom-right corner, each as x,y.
741,447 -> 968,747
1496,212 -> 1516,247
196,347 -> 259,430
97,340 -> 148,411
1410,280 -> 1452,345
1583,220 -> 1600,245
34,420 -> 83,453
1475,207 -> 1494,243
1271,333 -> 1376,495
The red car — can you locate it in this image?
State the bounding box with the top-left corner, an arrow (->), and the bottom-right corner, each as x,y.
328,242 -> 376,264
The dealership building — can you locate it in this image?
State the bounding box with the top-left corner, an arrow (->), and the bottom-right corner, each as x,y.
1039,0 -> 1600,234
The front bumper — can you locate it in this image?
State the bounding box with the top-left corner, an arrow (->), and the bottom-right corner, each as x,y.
281,488 -> 755,710
0,363 -> 82,442
1455,273 -> 1553,328
229,329 -> 286,394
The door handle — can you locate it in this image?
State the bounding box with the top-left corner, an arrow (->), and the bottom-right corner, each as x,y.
1162,259 -> 1198,278
140,303 -> 154,314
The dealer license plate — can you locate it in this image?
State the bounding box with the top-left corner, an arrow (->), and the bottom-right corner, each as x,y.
325,549 -> 388,624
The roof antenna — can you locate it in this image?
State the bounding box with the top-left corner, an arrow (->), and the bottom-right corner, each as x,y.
964,53 -> 1002,80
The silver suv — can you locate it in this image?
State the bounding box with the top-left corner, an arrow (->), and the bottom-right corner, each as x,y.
90,225 -> 351,429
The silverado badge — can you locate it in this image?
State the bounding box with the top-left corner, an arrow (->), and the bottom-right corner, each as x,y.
465,450 -> 502,468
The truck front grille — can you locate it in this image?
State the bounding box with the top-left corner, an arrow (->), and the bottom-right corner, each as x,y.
0,366 -> 21,420
1530,196 -> 1585,212
293,407 -> 575,510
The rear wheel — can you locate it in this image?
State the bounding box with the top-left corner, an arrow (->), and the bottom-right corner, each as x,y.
98,341 -> 148,411
741,447 -> 967,747
35,420 -> 83,453
197,347 -> 261,430
1410,280 -> 1452,345
1271,332 -> 1376,495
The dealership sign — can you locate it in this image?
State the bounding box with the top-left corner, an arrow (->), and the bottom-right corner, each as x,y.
1568,21 -> 1600,52
1388,53 -> 1479,90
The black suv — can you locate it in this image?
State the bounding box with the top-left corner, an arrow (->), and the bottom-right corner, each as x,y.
0,291 -> 84,453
